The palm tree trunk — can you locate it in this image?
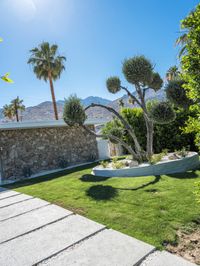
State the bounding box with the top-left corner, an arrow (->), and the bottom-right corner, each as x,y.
48,72 -> 58,120
14,102 -> 19,122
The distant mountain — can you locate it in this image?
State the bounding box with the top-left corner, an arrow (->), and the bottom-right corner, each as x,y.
0,90 -> 165,122
81,96 -> 112,106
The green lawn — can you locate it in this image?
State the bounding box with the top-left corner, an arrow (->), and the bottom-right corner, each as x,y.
5,163 -> 200,249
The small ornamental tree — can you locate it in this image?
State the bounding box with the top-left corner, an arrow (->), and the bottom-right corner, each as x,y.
64,56 -> 175,162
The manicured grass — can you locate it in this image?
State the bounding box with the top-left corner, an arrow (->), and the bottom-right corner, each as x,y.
5,163 -> 200,249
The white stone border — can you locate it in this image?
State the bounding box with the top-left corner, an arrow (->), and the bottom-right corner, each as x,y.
92,152 -> 200,177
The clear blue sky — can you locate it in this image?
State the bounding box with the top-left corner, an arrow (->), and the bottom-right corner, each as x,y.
0,0 -> 199,107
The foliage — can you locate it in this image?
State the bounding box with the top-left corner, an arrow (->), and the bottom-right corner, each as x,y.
102,107 -> 197,153
148,101 -> 176,124
175,147 -> 189,158
166,80 -> 192,108
112,160 -> 125,169
122,56 -> 153,86
153,109 -> 197,153
121,107 -> 146,149
102,118 -> 124,144
162,149 -> 169,156
28,42 -> 66,81
63,95 -> 86,126
106,76 -> 121,94
175,33 -> 188,58
3,97 -> 25,122
100,161 -> 109,168
149,153 -> 164,165
166,66 -> 180,81
3,104 -> 14,120
28,42 -> 66,120
178,4 -> 200,151
149,72 -> 163,91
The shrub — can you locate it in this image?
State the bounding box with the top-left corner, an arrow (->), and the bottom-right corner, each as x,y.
102,106 -> 197,153
166,80 -> 192,108
175,147 -> 189,158
63,95 -> 86,126
149,153 -> 164,164
100,161 -> 109,168
102,118 -> 124,144
112,161 -> 125,169
149,101 -> 176,124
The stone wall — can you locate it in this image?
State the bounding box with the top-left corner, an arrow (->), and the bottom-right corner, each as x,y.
0,125 -> 98,179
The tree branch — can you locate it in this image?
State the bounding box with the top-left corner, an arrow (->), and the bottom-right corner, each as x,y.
82,125 -> 140,161
85,103 -> 142,154
120,86 -> 142,108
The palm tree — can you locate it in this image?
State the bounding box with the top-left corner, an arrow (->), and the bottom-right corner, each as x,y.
3,104 -> 14,121
166,66 -> 180,81
27,42 -> 66,120
175,33 -> 188,58
10,97 -> 25,122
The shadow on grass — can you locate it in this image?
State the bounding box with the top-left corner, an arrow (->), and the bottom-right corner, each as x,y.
86,185 -> 118,201
167,170 -> 199,179
3,163 -> 99,190
80,174 -> 111,182
115,175 -> 161,191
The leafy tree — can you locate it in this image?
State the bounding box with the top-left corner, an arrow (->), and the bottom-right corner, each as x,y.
177,4 -> 200,150
28,42 -> 66,120
10,97 -> 25,122
165,66 -> 180,81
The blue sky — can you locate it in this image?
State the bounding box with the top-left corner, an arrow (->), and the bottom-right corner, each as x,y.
0,0 -> 199,107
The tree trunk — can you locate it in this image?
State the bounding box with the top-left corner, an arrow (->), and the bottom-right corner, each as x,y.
48,72 -> 58,120
85,103 -> 143,161
82,125 -> 143,163
145,119 -> 154,158
14,102 -> 19,122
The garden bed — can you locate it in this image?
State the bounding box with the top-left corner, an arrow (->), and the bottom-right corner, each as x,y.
93,152 -> 200,177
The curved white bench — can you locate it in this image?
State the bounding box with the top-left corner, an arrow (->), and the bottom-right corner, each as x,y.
93,152 -> 200,177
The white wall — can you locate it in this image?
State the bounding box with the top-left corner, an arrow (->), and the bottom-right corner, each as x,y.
97,139 -> 110,160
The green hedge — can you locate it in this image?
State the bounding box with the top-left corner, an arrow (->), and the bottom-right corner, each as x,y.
103,107 -> 197,153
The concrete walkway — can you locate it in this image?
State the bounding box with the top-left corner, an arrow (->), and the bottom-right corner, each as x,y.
0,187 -> 197,266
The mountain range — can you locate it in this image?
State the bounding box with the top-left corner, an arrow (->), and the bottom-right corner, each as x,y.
0,90 -> 165,122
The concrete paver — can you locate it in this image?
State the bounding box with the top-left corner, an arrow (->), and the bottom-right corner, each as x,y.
39,229 -> 155,266
140,251 -> 197,266
0,194 -> 32,208
0,214 -> 105,266
0,204 -> 72,243
0,190 -> 20,200
0,197 -> 49,221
